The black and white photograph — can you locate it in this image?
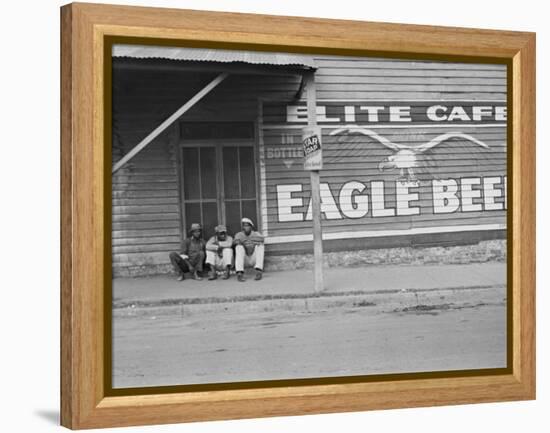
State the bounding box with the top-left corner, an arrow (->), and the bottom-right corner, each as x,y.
2,0 -> 546,430
110,44 -> 508,389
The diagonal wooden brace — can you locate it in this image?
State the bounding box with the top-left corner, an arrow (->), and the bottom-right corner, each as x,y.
112,72 -> 228,174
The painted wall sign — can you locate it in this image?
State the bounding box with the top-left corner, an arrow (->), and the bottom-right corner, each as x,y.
302,127 -> 323,170
262,100 -> 507,125
260,99 -> 506,241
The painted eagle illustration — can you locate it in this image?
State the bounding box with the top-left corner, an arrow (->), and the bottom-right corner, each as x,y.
328,126 -> 491,183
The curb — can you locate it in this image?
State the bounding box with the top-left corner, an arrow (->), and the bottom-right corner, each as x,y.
113,285 -> 506,319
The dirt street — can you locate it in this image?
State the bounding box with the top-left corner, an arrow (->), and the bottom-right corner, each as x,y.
112,292 -> 506,388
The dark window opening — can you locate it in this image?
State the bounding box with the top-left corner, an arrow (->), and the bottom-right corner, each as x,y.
180,122 -> 254,140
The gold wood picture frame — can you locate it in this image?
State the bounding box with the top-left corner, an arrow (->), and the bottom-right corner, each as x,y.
60,2 -> 535,429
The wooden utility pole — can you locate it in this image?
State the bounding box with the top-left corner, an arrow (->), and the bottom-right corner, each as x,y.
304,70 -> 324,292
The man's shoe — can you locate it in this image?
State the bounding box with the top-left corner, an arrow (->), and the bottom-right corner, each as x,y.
192,271 -> 203,281
254,269 -> 263,281
222,267 -> 231,280
176,274 -> 185,281
208,270 -> 217,281
237,272 -> 246,282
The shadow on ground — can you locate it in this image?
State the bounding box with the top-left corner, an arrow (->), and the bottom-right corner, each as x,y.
34,409 -> 59,425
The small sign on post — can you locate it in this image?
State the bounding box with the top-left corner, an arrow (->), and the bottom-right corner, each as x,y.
302,126 -> 323,171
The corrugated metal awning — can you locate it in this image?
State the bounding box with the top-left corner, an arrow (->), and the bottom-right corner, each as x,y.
112,45 -> 316,70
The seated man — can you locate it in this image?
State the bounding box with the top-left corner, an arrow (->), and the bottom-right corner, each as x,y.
233,217 -> 265,282
168,223 -> 205,281
205,225 -> 234,280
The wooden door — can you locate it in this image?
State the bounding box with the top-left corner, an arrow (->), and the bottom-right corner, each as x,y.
180,145 -> 220,240
180,142 -> 258,239
221,145 -> 257,236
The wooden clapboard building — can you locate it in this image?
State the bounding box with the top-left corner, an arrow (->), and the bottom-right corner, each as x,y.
112,46 -> 507,276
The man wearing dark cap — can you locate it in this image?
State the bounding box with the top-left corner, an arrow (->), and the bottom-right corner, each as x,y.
233,217 -> 265,282
168,223 -> 205,281
205,225 -> 234,280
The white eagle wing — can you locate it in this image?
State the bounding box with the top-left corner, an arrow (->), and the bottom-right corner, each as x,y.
329,126 -> 403,152
415,132 -> 490,153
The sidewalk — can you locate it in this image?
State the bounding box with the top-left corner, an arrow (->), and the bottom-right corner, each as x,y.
113,262 -> 506,307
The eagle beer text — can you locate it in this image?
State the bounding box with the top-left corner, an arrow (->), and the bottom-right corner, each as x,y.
275,176 -> 507,222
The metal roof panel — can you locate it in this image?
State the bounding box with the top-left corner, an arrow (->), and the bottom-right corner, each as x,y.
112,45 -> 316,69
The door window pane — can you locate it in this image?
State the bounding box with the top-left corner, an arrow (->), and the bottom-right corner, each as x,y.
202,202 -> 218,240
184,202 -> 201,235
225,201 -> 241,236
241,200 -> 257,228
182,148 -> 199,200
239,147 -> 256,199
200,147 -> 216,199
223,147 -> 240,199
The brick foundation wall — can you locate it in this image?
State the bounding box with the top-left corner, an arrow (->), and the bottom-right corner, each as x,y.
265,239 -> 506,271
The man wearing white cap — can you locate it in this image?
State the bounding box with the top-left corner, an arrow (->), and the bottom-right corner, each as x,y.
205,225 -> 234,280
233,217 -> 265,281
